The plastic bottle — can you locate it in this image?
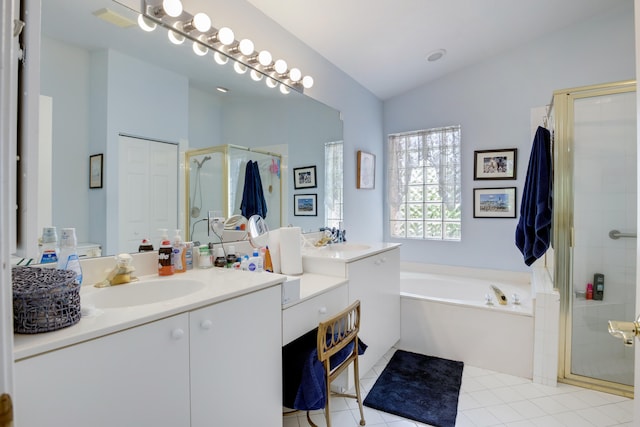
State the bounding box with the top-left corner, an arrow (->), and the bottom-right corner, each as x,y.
198,245 -> 212,269
226,245 -> 237,268
185,242 -> 194,270
138,238 -> 154,252
57,228 -> 83,284
172,229 -> 186,273
586,283 -> 593,300
240,255 -> 249,271
214,248 -> 227,268
158,239 -> 174,276
248,250 -> 263,272
38,226 -> 59,264
264,245 -> 273,273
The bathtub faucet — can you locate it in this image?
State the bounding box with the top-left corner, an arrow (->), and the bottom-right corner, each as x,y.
319,225 -> 346,244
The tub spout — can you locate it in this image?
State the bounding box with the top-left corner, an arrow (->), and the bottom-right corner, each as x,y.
490,285 -> 508,305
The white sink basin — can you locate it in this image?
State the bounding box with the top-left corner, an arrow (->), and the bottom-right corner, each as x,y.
82,278 -> 206,308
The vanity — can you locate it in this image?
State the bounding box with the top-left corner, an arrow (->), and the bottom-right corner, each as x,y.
12,243 -> 400,426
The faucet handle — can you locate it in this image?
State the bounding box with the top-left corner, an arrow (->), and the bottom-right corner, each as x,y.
608,315 -> 640,347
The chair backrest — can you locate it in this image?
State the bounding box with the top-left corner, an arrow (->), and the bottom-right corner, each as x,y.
316,300 -> 361,364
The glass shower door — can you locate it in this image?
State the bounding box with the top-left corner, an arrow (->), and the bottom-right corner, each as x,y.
567,86 -> 636,393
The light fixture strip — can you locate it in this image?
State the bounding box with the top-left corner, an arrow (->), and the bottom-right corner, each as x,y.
141,0 -> 308,93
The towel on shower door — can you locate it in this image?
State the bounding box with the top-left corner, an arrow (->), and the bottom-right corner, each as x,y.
515,126 -> 552,266
240,161 -> 267,219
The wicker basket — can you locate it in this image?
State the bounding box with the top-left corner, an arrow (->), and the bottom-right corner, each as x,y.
12,266 -> 81,334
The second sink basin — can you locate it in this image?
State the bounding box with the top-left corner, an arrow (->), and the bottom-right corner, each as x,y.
82,278 -> 206,308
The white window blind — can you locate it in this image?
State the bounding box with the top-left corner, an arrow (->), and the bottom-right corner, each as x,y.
388,126 -> 462,241
324,141 -> 343,228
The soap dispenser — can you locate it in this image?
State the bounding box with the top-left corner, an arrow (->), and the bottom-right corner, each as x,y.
173,229 -> 186,273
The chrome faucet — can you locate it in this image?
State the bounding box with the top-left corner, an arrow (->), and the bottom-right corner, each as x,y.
318,226 -> 347,244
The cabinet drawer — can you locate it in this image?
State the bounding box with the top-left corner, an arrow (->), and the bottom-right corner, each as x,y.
282,284 -> 348,345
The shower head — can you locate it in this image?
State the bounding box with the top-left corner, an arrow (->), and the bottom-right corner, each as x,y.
193,156 -> 212,169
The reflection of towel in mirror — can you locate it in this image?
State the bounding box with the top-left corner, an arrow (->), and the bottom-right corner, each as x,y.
240,161 -> 267,219
515,126 -> 552,266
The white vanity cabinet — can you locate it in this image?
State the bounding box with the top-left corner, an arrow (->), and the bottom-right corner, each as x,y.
346,247 -> 401,377
14,313 -> 191,427
190,285 -> 282,427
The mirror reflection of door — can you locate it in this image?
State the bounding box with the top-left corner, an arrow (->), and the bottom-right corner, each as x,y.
118,135 -> 178,254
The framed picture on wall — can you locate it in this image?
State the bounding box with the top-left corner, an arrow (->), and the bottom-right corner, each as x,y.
294,194 -> 317,216
293,165 -> 317,189
474,148 -> 517,180
473,187 -> 517,218
357,150 -> 375,189
89,154 -> 103,189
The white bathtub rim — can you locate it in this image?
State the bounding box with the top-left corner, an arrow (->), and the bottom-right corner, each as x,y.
400,291 -> 533,317
401,262 -> 531,285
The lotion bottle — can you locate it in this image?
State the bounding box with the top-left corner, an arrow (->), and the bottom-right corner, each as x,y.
172,229 -> 186,273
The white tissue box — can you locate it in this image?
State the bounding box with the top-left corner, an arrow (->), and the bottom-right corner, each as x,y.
282,276 -> 301,305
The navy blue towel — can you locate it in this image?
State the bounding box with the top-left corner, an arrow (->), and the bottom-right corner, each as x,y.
240,161 -> 267,219
515,126 -> 552,266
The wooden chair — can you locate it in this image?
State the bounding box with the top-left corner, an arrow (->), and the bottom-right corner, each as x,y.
307,299 -> 366,427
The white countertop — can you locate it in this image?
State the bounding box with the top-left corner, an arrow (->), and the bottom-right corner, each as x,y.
14,268 -> 285,361
300,241 -> 401,262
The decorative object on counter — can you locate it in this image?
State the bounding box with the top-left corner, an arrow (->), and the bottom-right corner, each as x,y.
38,226 -> 59,264
280,226 -> 303,275
356,150 -> 376,189
95,253 -> 137,288
293,194 -> 317,216
473,148 -> 517,180
293,165 -> 317,189
473,187 -> 517,218
12,266 -> 80,333
89,153 -> 103,189
57,228 -> 83,284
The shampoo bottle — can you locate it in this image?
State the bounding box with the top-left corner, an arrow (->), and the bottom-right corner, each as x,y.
172,230 -> 186,273
586,283 -> 593,300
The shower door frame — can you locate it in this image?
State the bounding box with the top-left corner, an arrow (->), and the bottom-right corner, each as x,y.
555,80 -> 636,397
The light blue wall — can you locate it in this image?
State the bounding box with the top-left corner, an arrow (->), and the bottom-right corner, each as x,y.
383,2 -> 635,271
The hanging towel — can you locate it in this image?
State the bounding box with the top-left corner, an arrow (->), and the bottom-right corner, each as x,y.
240,161 -> 268,219
515,126 -> 552,266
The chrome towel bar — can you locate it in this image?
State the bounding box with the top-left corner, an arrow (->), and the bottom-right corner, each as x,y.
609,229 -> 637,240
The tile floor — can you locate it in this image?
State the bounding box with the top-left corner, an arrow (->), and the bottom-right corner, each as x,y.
283,348 -> 635,427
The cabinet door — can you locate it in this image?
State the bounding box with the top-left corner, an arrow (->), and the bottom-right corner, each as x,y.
347,247 -> 400,377
14,314 -> 190,427
190,285 -> 282,427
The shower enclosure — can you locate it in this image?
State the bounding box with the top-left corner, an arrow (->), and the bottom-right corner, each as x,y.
554,80 -> 637,396
185,145 -> 282,244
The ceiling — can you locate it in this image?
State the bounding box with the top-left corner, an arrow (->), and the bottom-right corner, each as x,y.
245,0 -> 623,100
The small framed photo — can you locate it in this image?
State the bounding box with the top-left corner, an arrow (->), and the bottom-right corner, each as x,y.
293,194 -> 317,216
293,165 -> 317,189
89,154 -> 103,189
473,187 -> 517,218
474,149 -> 517,180
357,150 -> 375,189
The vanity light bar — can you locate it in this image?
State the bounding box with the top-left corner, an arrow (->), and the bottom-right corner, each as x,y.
139,0 -> 314,93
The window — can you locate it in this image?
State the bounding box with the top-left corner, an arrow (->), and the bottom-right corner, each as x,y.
324,141 -> 343,227
388,126 -> 461,241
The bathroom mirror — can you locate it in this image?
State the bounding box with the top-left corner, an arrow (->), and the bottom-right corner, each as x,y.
39,0 -> 343,256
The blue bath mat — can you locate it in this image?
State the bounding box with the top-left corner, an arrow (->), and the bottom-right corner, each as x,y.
363,350 -> 463,427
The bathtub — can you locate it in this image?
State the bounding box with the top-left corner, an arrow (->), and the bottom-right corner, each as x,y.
398,264 -> 534,378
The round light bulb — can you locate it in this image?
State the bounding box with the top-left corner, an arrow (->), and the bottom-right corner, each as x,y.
162,0 -> 183,18
193,13 -> 211,32
137,14 -> 157,32
289,68 -> 302,82
217,27 -> 235,46
233,62 -> 247,74
168,29 -> 185,45
250,70 -> 263,81
192,41 -> 208,56
266,77 -> 278,88
302,75 -> 314,89
274,59 -> 288,74
213,52 -> 228,65
238,39 -> 254,56
279,84 -> 290,95
258,50 -> 272,66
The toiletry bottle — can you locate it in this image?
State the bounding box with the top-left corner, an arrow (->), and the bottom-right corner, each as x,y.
138,238 -> 154,252
248,250 -> 263,272
57,228 -> 83,284
264,245 -> 273,273
586,283 -> 593,300
214,248 -> 227,268
158,239 -> 174,276
38,226 -> 59,264
593,273 -> 604,300
240,255 -> 249,271
226,245 -> 236,268
172,229 -> 186,273
198,244 -> 212,269
185,242 -> 194,270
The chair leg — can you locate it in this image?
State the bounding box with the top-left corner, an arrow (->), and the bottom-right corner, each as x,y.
325,368 -> 332,427
353,357 -> 366,426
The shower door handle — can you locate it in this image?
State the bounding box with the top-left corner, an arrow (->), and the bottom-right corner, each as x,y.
608,315 -> 640,347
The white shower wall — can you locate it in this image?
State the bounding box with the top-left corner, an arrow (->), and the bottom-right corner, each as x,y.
571,91 -> 637,385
